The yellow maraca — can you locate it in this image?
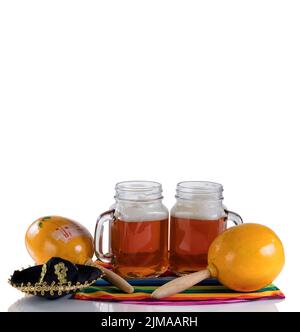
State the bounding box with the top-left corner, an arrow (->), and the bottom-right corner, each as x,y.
25,215 -> 134,294
152,223 -> 285,298
25,216 -> 94,265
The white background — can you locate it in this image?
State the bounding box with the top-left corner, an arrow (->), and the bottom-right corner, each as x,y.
0,1 -> 299,312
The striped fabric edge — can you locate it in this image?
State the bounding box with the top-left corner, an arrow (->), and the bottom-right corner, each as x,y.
81,283 -> 280,293
73,285 -> 285,304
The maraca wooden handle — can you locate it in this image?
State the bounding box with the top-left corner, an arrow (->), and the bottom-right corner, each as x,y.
86,260 -> 134,294
100,266 -> 135,294
151,269 -> 211,299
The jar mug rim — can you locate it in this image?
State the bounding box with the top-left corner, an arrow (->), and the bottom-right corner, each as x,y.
176,181 -> 223,200
115,180 -> 163,201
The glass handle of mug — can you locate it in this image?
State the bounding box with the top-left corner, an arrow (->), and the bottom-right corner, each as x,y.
225,209 -> 243,226
94,209 -> 115,263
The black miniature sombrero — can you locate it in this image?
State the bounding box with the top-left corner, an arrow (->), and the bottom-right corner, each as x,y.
8,257 -> 103,299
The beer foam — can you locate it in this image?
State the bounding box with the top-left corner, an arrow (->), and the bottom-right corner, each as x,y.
112,202 -> 169,222
171,201 -> 225,220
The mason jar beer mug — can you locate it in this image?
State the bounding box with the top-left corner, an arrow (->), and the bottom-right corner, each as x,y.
169,181 -> 243,275
94,181 -> 169,278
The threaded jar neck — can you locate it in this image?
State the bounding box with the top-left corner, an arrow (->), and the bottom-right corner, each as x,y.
115,181 -> 163,202
176,181 -> 223,201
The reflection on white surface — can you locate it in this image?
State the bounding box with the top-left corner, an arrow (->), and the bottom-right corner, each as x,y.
8,295 -> 281,312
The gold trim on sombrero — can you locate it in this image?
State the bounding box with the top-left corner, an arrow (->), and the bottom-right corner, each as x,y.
8,261 -> 104,296
54,262 -> 68,285
8,279 -> 101,296
38,264 -> 47,284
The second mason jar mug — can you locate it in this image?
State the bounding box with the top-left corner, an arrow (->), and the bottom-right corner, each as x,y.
94,181 -> 169,278
169,181 -> 243,275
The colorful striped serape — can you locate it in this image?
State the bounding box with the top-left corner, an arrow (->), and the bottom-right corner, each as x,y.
73,277 -> 284,305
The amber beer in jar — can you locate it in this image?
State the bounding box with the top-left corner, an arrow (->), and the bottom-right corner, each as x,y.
169,181 -> 243,275
95,181 -> 169,278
